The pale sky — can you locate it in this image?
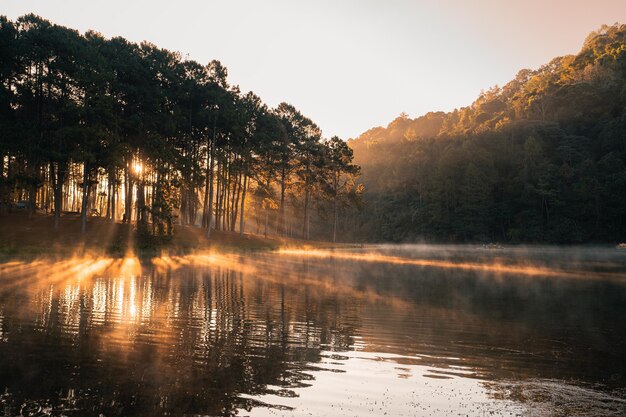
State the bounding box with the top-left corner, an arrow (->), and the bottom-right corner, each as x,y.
3,1 -> 626,138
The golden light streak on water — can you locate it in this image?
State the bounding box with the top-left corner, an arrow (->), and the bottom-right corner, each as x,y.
74,258 -> 114,280
119,256 -> 142,277
1,246 -> 622,343
151,253 -> 257,275
276,249 -> 626,281
1,246 -> 625,416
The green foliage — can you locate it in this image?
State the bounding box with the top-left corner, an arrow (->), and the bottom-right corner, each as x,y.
349,23 -> 626,243
0,14 -> 361,242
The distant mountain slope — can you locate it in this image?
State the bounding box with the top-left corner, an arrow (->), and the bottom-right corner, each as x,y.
348,24 -> 626,243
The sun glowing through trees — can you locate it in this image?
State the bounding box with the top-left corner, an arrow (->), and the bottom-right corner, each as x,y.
0,15 -> 363,243
133,161 -> 143,176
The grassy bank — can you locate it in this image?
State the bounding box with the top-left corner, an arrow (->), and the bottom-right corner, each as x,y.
0,212 -> 347,260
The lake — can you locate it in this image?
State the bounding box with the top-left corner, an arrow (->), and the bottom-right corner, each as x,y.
0,245 -> 625,416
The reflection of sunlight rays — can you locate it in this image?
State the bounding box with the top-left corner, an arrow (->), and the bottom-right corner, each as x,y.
0,251 -> 251,296
59,282 -> 81,334
119,256 -> 142,277
114,278 -> 125,322
141,278 -> 153,325
151,253 -> 256,275
128,276 -> 137,319
0,253 -> 263,362
0,257 -> 117,295
0,249 -> 529,388
0,260 -> 44,274
33,286 -> 54,330
276,249 -> 626,281
92,278 -> 107,325
1,249 -> 562,353
263,267 -> 411,310
75,258 -> 113,280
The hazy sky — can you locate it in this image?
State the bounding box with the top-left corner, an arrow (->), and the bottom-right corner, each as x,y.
4,0 -> 626,138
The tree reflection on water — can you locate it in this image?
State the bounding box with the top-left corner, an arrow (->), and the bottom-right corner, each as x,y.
0,247 -> 625,416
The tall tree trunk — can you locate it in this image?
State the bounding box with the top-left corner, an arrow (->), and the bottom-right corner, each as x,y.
180,185 -> 187,226
124,162 -> 133,224
28,163 -> 37,219
110,168 -> 117,223
105,170 -> 112,220
239,174 -> 247,236
333,197 -> 338,243
43,165 -> 51,213
207,137 -> 215,238
224,156 -> 231,231
215,160 -> 221,231
152,163 -> 161,236
231,170 -> 241,231
81,162 -> 89,234
53,162 -> 67,230
136,172 -> 145,225
188,184 -> 196,226
51,163 -> 59,229
332,174 -> 339,243
303,180 -> 310,240
279,164 -> 286,236
202,156 -> 210,229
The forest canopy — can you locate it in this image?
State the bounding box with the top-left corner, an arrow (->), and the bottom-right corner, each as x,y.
2,16 -> 626,245
0,14 -> 361,243
349,23 -> 626,243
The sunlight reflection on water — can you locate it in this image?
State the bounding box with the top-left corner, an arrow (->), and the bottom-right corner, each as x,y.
0,245 -> 624,416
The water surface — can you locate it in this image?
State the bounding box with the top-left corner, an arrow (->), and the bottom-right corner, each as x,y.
0,245 -> 625,416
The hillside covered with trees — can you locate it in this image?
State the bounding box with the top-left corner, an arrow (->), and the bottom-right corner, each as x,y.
349,24 -> 626,243
0,15 -> 361,244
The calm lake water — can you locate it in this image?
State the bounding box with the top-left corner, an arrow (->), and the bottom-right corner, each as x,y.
0,245 -> 625,416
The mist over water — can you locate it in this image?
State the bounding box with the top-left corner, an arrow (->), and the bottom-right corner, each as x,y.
0,245 -> 625,416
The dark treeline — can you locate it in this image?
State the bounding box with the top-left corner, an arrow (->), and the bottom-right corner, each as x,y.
349,24 -> 626,243
0,15 -> 361,242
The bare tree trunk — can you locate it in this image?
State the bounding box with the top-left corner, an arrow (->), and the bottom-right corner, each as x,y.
333,197 -> 338,243
105,170 -> 112,220
124,162 -> 133,224
50,163 -> 57,225
44,165 -> 51,213
303,181 -> 310,240
81,162 -> 89,234
136,174 -> 145,225
332,174 -> 339,243
224,156 -> 231,231
239,174 -> 247,236
207,137 -> 215,238
279,164 -> 286,236
202,153 -> 210,229
180,185 -> 187,226
151,163 -> 160,236
215,159 -> 221,231
188,184 -> 196,226
27,163 -> 37,219
52,162 -> 63,229
110,168 -> 117,223
231,169 -> 241,231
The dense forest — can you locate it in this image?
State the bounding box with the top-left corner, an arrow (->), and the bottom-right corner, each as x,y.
349,24 -> 626,243
3,16 -> 626,245
0,15 -> 361,243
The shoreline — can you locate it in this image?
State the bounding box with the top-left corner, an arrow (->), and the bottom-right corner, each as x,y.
0,212 -> 354,261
